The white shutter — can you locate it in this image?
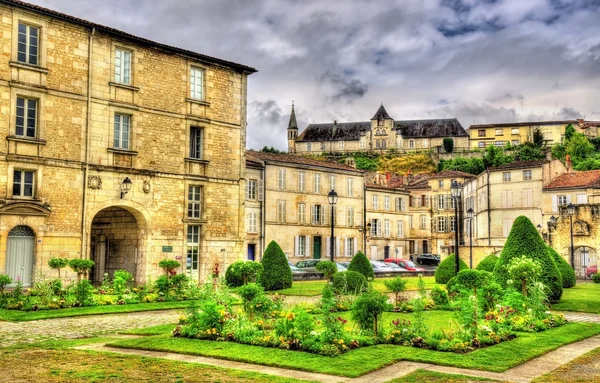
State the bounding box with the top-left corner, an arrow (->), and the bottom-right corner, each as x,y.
323,205 -> 328,225
306,236 -> 311,258
283,169 -> 287,189
552,195 -> 558,212
257,172 -> 264,201
310,205 -> 315,224
294,236 -> 299,256
326,237 -> 331,258
245,181 -> 249,200
343,237 -> 348,257
353,238 -> 358,257
507,190 -> 513,208
336,237 -> 340,257
377,222 -> 382,237
577,194 -> 588,204
566,195 -> 572,204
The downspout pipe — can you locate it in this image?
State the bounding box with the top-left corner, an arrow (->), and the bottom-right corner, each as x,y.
363,182 -> 367,253
80,27 -> 95,259
487,170 -> 491,246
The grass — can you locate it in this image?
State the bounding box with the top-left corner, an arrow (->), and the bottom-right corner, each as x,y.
120,323 -> 178,336
109,322 -> 600,378
388,370 -> 502,382
533,346 -> 600,382
0,300 -> 195,322
274,276 -> 439,296
551,282 -> 600,313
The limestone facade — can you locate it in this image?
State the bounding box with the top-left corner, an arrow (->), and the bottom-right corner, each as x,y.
0,1 -> 255,286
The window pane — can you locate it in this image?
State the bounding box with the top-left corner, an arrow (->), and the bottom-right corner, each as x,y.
16,98 -> 25,136
114,115 -> 121,148
13,170 -> 21,196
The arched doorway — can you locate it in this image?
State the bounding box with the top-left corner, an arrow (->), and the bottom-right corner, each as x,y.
574,246 -> 597,278
5,225 -> 35,287
90,207 -> 143,285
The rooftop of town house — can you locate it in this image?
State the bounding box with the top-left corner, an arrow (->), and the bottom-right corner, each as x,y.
246,151 -> 363,173
469,120 -> 600,129
428,170 -> 475,180
488,159 -> 550,171
543,170 -> 600,190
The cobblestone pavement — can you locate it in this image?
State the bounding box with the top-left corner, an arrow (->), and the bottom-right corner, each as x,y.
0,309 -> 182,348
555,311 -> 600,324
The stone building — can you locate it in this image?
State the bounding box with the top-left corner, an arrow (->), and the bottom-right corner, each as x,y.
468,120 -> 600,149
289,104 -> 469,155
364,172 -> 411,260
245,151 -> 364,263
0,0 -> 256,286
404,174 -> 433,256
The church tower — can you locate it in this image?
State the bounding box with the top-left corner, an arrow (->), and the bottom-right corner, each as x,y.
287,102 -> 298,153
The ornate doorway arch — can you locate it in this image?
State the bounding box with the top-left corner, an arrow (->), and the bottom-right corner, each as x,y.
5,225 -> 35,287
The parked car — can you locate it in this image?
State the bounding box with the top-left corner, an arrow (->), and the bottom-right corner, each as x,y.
339,261 -> 350,268
295,259 -> 346,272
586,264 -> 597,278
370,261 -> 399,273
414,253 -> 441,266
382,258 -> 426,272
381,261 -> 408,272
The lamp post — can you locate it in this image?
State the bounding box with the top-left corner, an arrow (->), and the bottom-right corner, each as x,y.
328,189 -> 338,262
450,180 -> 462,275
566,203 -> 576,269
547,216 -> 557,247
120,177 -> 132,199
467,208 -> 474,269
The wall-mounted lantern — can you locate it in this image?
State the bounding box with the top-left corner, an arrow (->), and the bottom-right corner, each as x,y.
120,177 -> 132,199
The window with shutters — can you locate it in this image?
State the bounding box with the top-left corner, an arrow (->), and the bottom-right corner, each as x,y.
502,218 -> 513,237
437,217 -> 447,232
277,200 -> 286,223
395,197 -> 401,212
346,206 -> 354,227
437,195 -> 445,210
115,48 -> 132,84
384,196 -> 390,211
346,177 -> 353,197
314,173 -> 321,193
360,137 -> 366,149
190,67 -> 204,100
338,141 -> 344,150
190,127 -> 202,159
186,225 -> 200,273
247,212 -> 257,233
113,114 -> 131,149
371,219 -> 380,236
439,180 -> 444,188
187,185 -> 202,218
246,180 -> 257,200
13,169 -> 35,198
329,175 -> 336,191
423,195 -> 429,207
298,236 -> 306,256
298,171 -> 306,192
501,190 -> 513,208
17,23 -> 39,65
577,194 -> 588,204
450,196 -> 456,209
409,216 -> 413,229
384,219 -> 390,237
372,195 -> 379,210
420,214 -> 426,229
522,189 -> 533,207
277,169 -> 286,190
409,139 -> 415,148
312,204 -> 324,225
495,128 -> 503,136
397,220 -> 404,238
345,238 -> 355,257
450,216 -> 456,232
298,203 -> 306,224
558,195 -> 567,206
503,172 -> 511,182
523,170 -> 532,181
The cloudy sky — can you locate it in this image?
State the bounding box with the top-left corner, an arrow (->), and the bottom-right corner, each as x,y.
29,0 -> 600,150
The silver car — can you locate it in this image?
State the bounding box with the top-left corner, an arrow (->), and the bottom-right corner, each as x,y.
295,259 -> 347,272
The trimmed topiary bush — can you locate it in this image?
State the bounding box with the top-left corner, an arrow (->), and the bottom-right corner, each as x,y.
260,241 -> 292,291
476,254 -> 499,273
593,273 -> 600,283
547,247 -> 576,288
225,261 -> 264,287
434,255 -> 468,284
332,271 -> 367,295
68,259 -> 95,282
348,251 -> 374,280
493,216 -> 563,301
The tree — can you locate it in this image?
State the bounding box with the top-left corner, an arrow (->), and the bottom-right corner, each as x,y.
68,259 -> 95,282
547,247 -> 576,288
506,256 -> 542,296
351,290 -> 390,337
493,216 -> 563,301
158,259 -> 180,278
454,269 -> 490,328
440,157 -> 485,175
518,142 -> 544,161
476,254 -> 499,272
348,251 -> 374,280
566,132 -> 594,162
565,124 -> 575,141
225,261 -> 264,287
315,260 -> 337,282
434,255 -> 468,284
532,127 -> 545,147
48,257 -> 69,279
482,145 -> 514,168
379,154 -> 436,175
260,146 -> 284,153
384,276 -> 407,305
260,241 -> 292,290
443,138 -> 454,153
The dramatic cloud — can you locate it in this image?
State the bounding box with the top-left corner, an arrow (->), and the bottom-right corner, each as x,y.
28,0 -> 600,150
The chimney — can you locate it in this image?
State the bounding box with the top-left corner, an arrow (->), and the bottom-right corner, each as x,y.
577,118 -> 584,126
344,157 -> 356,169
386,172 -> 391,186
545,148 -> 552,160
566,154 -> 572,172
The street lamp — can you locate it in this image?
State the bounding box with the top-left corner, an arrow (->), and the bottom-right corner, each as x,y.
328,189 -> 338,262
120,177 -> 132,199
450,180 -> 463,275
467,208 -> 474,269
547,216 -> 557,247
566,203 -> 576,269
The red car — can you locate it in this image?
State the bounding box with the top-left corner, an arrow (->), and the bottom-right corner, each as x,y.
586,265 -> 597,278
383,258 -> 426,272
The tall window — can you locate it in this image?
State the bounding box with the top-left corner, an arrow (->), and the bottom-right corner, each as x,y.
409,216 -> 413,229
17,23 -> 39,65
329,175 -> 336,191
437,195 -> 445,210
346,206 -> 354,226
190,67 -> 204,99
186,225 -> 200,274
307,142 -> 312,151
438,180 -> 444,188
346,177 -> 354,197
523,170 -> 532,181
13,170 -> 34,197
16,97 -> 37,138
277,169 -> 286,190
371,219 -> 380,236
384,219 -> 390,237
397,220 -> 404,238
359,137 -> 366,149
450,196 -> 456,209
345,238 -> 355,257
450,216 -> 456,232
478,129 -> 486,137
503,172 -> 511,182
246,180 -> 257,200
320,142 -> 326,150
409,139 -> 415,148
381,139 -> 387,149
372,195 -> 379,210
298,236 -> 306,256
384,196 -> 390,211
298,203 -> 306,224
437,217 -> 447,232
113,114 -> 130,149
558,195 -> 567,206
247,212 -> 257,233
338,141 -> 344,150
187,185 -> 202,218
420,214 -> 427,229
115,48 -> 132,84
314,173 -> 321,193
312,204 -> 324,225
190,127 -> 202,159
277,200 -> 286,223
376,139 -> 381,149
298,171 -> 306,192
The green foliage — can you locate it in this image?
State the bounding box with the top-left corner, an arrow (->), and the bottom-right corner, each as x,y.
332,271 -> 367,295
430,285 -> 449,307
476,254 -> 499,272
551,143 -> 567,162
517,142 -> 545,161
547,247 -> 576,288
68,259 -> 95,281
237,283 -> 265,319
493,216 -> 563,301
439,157 -> 485,175
353,155 -> 380,171
315,261 -> 338,281
566,132 -> 594,162
351,290 -> 390,336
113,269 -> 133,297
443,138 -> 454,153
158,260 -> 180,275
590,137 -> 600,151
482,145 -> 514,168
573,158 -> 600,171
259,146 -> 284,153
48,257 -> 69,278
532,127 -> 546,147
74,279 -> 93,306
0,274 -> 12,294
479,281 -> 504,312
383,276 -> 407,305
260,241 -> 292,291
593,274 -> 600,283
347,251 -> 374,280
434,255 -> 468,284
565,124 -> 575,141
225,261 -> 264,287
455,269 -> 489,291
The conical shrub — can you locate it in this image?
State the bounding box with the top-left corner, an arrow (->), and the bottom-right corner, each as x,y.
493,216 -> 562,301
348,251 -> 374,280
476,254 -> 499,273
434,255 -> 468,284
547,247 -> 576,288
260,241 -> 292,290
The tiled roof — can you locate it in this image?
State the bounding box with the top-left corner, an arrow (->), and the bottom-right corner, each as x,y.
543,170 -> 600,190
404,174 -> 431,189
488,159 -> 549,171
429,170 -> 474,179
469,120 -> 578,129
2,0 -> 257,74
246,151 -> 363,173
364,172 -> 407,190
297,122 -> 369,142
395,119 -> 468,138
371,104 -> 392,120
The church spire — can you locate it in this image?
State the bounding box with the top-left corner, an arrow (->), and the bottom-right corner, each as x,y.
287,102 -> 298,154
288,101 -> 298,130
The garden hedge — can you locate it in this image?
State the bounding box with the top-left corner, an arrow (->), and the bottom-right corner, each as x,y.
476,254 -> 499,273
493,216 -> 563,301
547,247 -> 576,288
348,251 -> 374,280
434,255 -> 468,284
332,271 -> 367,295
260,241 -> 292,291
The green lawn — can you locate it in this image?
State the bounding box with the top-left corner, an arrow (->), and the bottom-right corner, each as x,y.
109,322 -> 600,377
388,370 -> 501,382
275,276 -> 440,296
0,300 -> 195,322
551,283 -> 600,314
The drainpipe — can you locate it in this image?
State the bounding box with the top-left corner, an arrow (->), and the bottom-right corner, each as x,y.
363,182 -> 367,253
260,166 -> 266,257
487,170 -> 491,246
80,27 -> 95,259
